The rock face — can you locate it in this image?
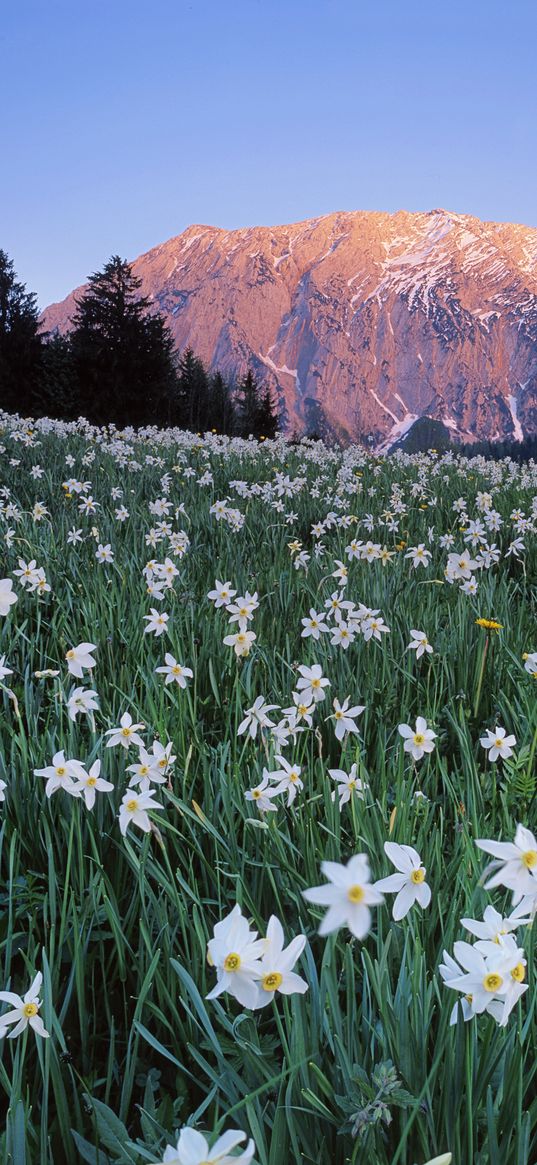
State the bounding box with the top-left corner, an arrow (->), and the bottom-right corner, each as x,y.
41,208 -> 537,443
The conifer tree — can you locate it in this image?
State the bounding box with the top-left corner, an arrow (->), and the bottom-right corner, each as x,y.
0,249 -> 42,415
175,347 -> 210,431
235,368 -> 260,437
69,256 -> 177,426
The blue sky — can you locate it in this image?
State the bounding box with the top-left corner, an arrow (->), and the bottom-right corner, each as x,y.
2,0 -> 536,307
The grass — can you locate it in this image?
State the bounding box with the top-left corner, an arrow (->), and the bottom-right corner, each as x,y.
0,416 -> 536,1164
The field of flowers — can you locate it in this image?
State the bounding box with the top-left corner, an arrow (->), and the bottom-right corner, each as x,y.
0,412 -> 536,1165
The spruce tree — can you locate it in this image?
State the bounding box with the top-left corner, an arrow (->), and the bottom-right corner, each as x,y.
235,368 -> 260,437
254,385 -> 279,439
175,347 -> 210,431
208,369 -> 235,434
0,250 -> 42,415
38,334 -> 79,419
69,256 -> 177,426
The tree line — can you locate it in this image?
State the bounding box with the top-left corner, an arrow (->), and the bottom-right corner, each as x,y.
0,250 -> 280,436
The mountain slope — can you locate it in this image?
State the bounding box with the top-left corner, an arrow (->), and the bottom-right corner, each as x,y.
41,208 -> 537,442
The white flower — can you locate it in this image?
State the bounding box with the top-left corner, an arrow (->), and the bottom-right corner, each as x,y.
296,664 -> 330,704
253,916 -> 308,1007
72,760 -> 114,809
302,854 -> 384,939
443,938 -> 527,1026
0,971 -> 49,1039
523,651 -> 537,677
155,654 -> 193,687
407,630 -> 433,659
206,904 -> 265,1009
330,697 -> 365,742
67,686 -> 99,722
95,543 -> 114,563
461,902 -> 532,944
226,592 -> 259,630
65,642 -> 97,678
329,764 -> 368,809
223,630 -> 256,657
374,842 -> 431,920
362,614 -> 390,642
105,711 -> 145,750
207,579 -> 237,608
475,824 -> 537,904
267,755 -> 303,806
33,750 -> 85,798
398,716 -> 437,761
0,655 -> 13,682
480,726 -> 516,762
237,696 -> 278,740
149,1125 -> 255,1165
244,771 -> 280,814
405,544 -> 432,569
143,608 -> 170,637
0,579 -> 18,617
301,609 -> 329,639
118,783 -> 163,835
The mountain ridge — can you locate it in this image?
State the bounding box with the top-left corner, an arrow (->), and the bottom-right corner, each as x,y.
40,207 -> 537,443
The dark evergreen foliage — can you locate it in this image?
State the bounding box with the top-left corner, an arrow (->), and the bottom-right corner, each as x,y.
0,250 -> 42,415
68,256 -> 177,427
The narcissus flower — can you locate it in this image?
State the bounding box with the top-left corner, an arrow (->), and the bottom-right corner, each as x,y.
0,971 -> 49,1039
374,842 -> 431,920
479,726 -> 516,762
148,1125 -> 255,1165
475,824 -> 537,904
398,716 -> 437,761
254,915 -> 308,1007
105,711 -> 145,750
329,697 -> 365,742
0,579 -> 18,617
206,904 -> 264,1009
73,760 -> 114,809
406,630 -> 433,659
65,642 -> 97,678
302,854 -> 384,939
118,783 -> 163,836
155,654 -> 193,687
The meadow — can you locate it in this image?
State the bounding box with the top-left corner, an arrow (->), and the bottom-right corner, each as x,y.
0,412 -> 536,1165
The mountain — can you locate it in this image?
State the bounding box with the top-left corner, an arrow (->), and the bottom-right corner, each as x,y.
41,209 -> 537,443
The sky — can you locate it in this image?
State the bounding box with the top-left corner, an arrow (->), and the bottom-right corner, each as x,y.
2,0 -> 536,308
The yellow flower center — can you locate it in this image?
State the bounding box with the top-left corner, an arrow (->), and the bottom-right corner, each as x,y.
289,771 -> 299,783
522,850 -> 537,868
55,767 -> 66,777
335,710 -> 343,720
483,973 -> 503,993
23,1002 -> 39,1018
410,868 -> 426,884
347,884 -> 365,904
87,777 -> 97,787
511,963 -> 525,982
172,666 -> 182,675
413,733 -> 425,746
121,727 -> 132,737
348,780 -> 356,790
223,952 -> 241,972
66,650 -> 75,660
252,790 -> 261,799
126,799 -> 138,812
262,971 -> 283,991
311,678 -> 321,688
